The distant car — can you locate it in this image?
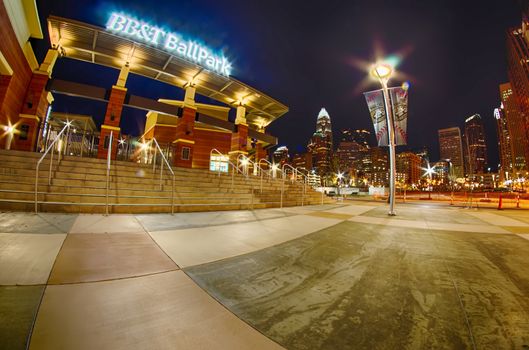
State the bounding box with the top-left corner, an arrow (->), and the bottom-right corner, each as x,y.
328,191 -> 336,196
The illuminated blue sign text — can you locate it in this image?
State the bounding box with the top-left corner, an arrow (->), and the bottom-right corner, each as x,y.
106,12 -> 232,77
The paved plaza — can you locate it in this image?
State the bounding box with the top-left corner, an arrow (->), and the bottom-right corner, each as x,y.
1,202 -> 529,349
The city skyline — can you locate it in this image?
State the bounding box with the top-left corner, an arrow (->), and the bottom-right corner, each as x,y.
32,0 -> 522,169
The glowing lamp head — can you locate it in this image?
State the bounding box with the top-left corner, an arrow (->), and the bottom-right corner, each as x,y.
119,138 -> 126,145
337,172 -> 344,180
5,126 -> 15,134
65,120 -> 72,127
370,62 -> 393,80
271,164 -> 279,171
140,142 -> 149,151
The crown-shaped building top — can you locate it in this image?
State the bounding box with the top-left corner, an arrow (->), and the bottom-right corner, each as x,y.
318,108 -> 330,119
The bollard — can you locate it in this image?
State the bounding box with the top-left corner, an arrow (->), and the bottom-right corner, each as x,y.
497,194 -> 502,210
517,194 -> 520,209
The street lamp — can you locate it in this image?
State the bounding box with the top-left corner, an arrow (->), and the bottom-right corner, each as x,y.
423,162 -> 436,200
271,163 -> 279,179
444,159 -> 454,205
336,172 -> 344,196
4,125 -> 15,150
370,61 -> 397,215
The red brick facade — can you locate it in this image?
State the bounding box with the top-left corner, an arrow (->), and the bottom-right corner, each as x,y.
97,86 -> 127,159
0,1 -> 34,150
16,73 -> 50,151
254,142 -> 267,162
193,128 -> 231,168
172,107 -> 196,168
230,124 -> 248,153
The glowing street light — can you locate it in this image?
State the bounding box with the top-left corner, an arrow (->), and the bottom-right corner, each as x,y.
336,172 -> 344,196
4,125 -> 15,150
370,60 -> 397,215
370,62 -> 393,81
271,163 -> 279,178
423,162 -> 436,200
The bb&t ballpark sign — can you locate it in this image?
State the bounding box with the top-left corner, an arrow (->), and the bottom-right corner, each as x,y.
106,12 -> 232,77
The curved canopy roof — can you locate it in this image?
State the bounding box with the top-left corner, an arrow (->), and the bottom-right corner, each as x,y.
47,16 -> 289,130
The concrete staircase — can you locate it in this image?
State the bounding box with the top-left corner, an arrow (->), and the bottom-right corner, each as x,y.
0,149 -> 332,213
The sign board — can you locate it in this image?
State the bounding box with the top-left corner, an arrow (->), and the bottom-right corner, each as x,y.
364,87 -> 409,146
107,12 -> 232,77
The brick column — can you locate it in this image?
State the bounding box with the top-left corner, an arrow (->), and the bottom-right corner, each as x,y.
173,106 -> 196,168
14,72 -> 49,151
7,49 -> 58,151
97,85 -> 126,159
255,141 -> 267,161
229,105 -> 249,161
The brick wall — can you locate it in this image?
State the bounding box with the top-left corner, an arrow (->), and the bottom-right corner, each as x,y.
193,128 -> 231,169
0,1 -> 33,149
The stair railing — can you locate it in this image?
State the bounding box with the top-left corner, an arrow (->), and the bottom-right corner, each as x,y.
34,122 -> 70,214
210,148 -> 254,209
295,170 -> 309,207
105,131 -> 113,215
236,154 -> 251,177
257,158 -> 274,193
152,138 -> 176,214
280,164 -> 298,208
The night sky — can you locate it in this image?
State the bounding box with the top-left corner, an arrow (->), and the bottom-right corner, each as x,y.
34,0 -> 523,169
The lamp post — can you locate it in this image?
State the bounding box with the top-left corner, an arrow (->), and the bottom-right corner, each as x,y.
444,159 -> 454,205
423,162 -> 435,200
371,62 -> 396,215
336,172 -> 343,196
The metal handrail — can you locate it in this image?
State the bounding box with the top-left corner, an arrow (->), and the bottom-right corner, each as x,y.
257,158 -> 275,193
236,154 -> 253,176
210,148 -> 254,209
105,131 -> 113,215
152,138 -> 176,214
294,170 -> 309,207
280,164 -> 309,208
34,123 -> 70,213
280,164 -> 297,208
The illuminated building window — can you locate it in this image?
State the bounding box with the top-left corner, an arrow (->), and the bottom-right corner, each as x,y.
210,154 -> 229,173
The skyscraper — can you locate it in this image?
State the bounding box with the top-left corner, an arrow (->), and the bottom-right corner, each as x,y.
499,83 -> 528,173
336,129 -> 371,179
438,127 -> 464,178
506,20 -> 529,142
495,106 -> 514,180
464,114 -> 488,175
370,147 -> 389,186
308,108 -> 333,176
273,146 -> 289,165
396,151 -> 421,185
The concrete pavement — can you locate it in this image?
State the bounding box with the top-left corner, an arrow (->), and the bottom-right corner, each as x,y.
1,202 -> 529,349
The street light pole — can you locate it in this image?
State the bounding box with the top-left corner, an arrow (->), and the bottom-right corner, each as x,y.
444,159 -> 454,205
382,81 -> 397,215
373,66 -> 397,216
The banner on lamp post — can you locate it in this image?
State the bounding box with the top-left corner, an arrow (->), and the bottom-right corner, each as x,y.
363,87 -> 408,146
364,89 -> 388,146
389,87 -> 408,146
